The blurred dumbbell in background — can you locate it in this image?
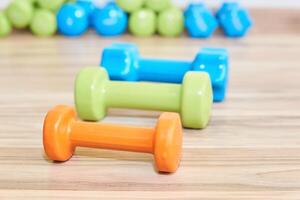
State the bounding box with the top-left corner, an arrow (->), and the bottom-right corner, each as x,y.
0,0 -> 252,38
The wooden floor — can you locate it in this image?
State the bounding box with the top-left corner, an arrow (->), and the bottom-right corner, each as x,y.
0,9 -> 300,199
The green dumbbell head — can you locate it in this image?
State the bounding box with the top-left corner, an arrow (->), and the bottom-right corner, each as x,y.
75,67 -> 109,121
129,8 -> 156,36
30,9 -> 57,37
157,6 -> 184,37
145,0 -> 171,12
37,0 -> 65,11
0,12 -> 12,37
181,72 -> 212,129
6,0 -> 34,29
116,0 -> 145,13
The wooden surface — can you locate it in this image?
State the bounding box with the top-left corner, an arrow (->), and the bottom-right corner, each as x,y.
0,9 -> 300,199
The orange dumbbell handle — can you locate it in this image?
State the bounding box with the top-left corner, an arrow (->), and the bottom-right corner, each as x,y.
70,121 -> 155,153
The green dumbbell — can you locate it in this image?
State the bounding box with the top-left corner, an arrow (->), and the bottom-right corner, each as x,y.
30,9 -> 57,37
0,12 -> 12,37
158,6 -> 184,37
116,0 -> 145,13
36,0 -> 65,12
145,0 -> 171,12
129,8 -> 156,37
75,67 -> 213,129
6,0 -> 34,29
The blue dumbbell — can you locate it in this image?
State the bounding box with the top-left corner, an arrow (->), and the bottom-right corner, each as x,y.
100,43 -> 229,102
184,3 -> 218,38
216,2 -> 252,38
76,0 -> 95,26
92,2 -> 128,36
57,3 -> 89,36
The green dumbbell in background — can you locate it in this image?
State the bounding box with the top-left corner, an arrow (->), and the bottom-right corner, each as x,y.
129,8 -> 156,36
6,0 -> 34,29
75,67 -> 213,129
0,12 -> 12,37
158,6 -> 184,37
30,8 -> 57,37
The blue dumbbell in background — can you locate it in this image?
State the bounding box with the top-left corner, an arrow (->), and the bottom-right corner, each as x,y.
185,3 -> 218,38
216,2 -> 252,37
100,43 -> 229,102
92,2 -> 128,36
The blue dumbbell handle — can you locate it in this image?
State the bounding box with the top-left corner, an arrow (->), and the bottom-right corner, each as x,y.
138,59 -> 191,83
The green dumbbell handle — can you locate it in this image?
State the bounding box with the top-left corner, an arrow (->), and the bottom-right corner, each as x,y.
106,81 -> 181,111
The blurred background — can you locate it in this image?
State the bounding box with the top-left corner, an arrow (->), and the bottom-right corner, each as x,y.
1,0 -> 300,9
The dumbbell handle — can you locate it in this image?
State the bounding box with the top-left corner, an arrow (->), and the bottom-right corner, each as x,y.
71,121 -> 155,153
105,81 -> 181,111
138,59 -> 191,83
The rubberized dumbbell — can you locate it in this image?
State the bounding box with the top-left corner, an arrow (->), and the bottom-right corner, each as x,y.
30,9 -> 57,37
57,3 -> 89,36
129,8 -> 156,37
185,3 -> 217,38
0,12 -> 12,37
75,67 -> 212,129
92,2 -> 128,36
77,0 -> 95,27
115,0 -> 144,13
145,0 -> 171,12
216,2 -> 252,38
43,105 -> 182,173
157,6 -> 184,37
6,0 -> 34,29
37,0 -> 65,12
101,43 -> 228,102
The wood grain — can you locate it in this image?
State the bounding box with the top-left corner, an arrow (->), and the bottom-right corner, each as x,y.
0,9 -> 300,199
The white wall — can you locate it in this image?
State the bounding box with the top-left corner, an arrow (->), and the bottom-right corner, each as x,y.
1,0 -> 300,10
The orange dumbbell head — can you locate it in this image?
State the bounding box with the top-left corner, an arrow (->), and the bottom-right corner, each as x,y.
154,112 -> 182,173
43,105 -> 75,161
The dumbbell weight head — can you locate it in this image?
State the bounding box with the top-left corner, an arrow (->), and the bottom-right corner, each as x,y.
76,0 -> 95,27
75,67 -> 212,129
57,3 -> 89,36
75,67 -> 109,121
115,0 -> 145,13
154,111 -> 182,172
101,43 -> 139,81
0,12 -> 12,37
129,8 -> 156,37
43,105 -> 75,161
92,2 -> 128,36
37,0 -> 65,11
145,0 -> 171,12
6,0 -> 34,29
216,2 -> 252,37
157,7 -> 184,37
192,48 -> 228,102
181,71 -> 212,128
30,9 -> 57,37
184,3 -> 218,38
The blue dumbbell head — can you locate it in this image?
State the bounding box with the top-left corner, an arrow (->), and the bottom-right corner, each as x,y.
192,48 -> 228,102
101,43 -> 139,80
216,2 -> 252,37
76,0 -> 95,26
101,43 -> 229,102
57,3 -> 89,36
92,2 -> 128,36
184,3 -> 217,38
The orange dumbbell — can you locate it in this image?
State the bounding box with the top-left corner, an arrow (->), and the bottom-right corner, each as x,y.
43,105 -> 182,173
